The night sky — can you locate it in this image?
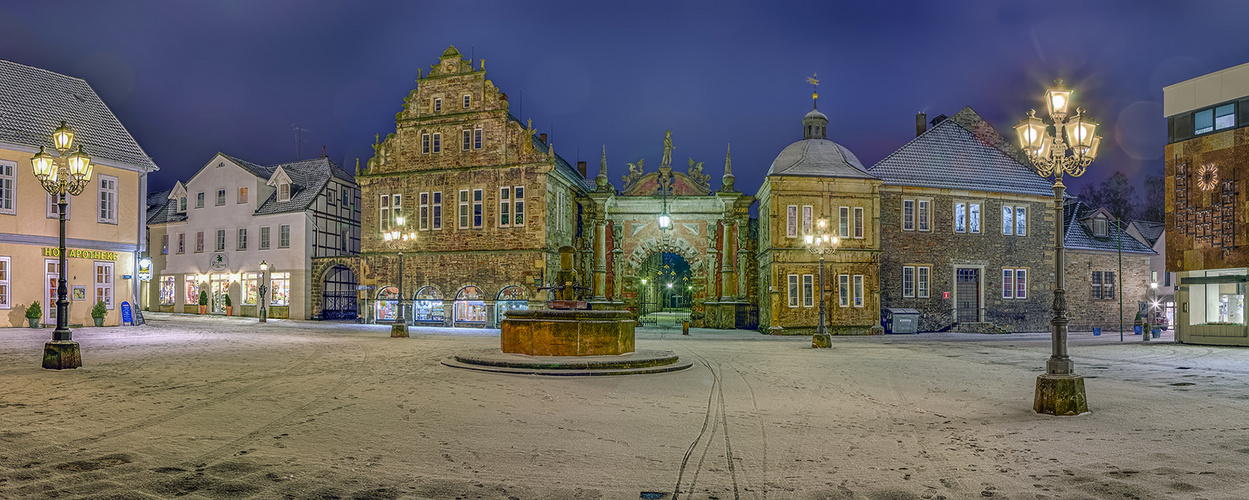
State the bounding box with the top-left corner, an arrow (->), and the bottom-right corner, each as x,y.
4,1 -> 1249,199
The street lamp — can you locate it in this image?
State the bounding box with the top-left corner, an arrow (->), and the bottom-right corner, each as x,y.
382,215 -> 416,338
1015,79 -> 1101,415
258,260 -> 269,323
32,121 -> 93,370
804,217 -> 840,348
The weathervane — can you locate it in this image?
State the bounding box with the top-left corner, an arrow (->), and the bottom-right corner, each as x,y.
807,73 -> 820,109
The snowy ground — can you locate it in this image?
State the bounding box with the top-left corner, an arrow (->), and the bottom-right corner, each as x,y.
2,315 -> 1248,500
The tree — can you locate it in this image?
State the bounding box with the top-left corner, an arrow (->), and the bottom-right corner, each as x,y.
1139,174 -> 1165,222
1099,172 -> 1138,222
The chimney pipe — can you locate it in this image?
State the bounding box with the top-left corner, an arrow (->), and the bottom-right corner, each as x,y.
916,112 -> 927,137
539,133 -> 547,144
577,161 -> 587,179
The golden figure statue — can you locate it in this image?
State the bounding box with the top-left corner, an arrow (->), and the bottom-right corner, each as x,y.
661,130 -> 674,167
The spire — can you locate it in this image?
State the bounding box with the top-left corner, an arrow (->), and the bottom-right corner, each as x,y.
719,143 -> 736,193
807,73 -> 820,109
596,145 -> 612,191
802,74 -> 828,140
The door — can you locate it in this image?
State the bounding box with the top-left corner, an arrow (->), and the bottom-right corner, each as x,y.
210,274 -> 229,313
956,268 -> 980,323
45,259 -> 58,324
321,266 -> 358,320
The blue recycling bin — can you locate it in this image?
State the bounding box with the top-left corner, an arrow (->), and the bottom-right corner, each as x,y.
1093,327 -> 1101,336
1134,325 -> 1142,335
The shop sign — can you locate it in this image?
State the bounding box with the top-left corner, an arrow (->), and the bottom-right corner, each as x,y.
42,248 -> 117,261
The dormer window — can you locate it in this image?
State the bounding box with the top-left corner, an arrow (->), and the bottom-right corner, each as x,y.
178,197 -> 187,213
279,182 -> 291,202
433,98 -> 442,112
1093,215 -> 1108,237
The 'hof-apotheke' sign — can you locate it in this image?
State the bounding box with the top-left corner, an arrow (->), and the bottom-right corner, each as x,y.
42,248 -> 117,261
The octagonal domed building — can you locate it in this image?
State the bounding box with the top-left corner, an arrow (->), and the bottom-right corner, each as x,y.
756,107 -> 882,336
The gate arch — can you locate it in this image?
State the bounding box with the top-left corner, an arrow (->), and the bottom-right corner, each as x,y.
320,265 -> 358,320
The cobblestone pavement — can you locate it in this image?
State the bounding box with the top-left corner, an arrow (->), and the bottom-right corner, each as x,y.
1,314 -> 1246,499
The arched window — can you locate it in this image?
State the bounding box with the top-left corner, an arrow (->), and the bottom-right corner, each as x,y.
413,286 -> 444,323
496,285 -> 529,326
376,286 -> 399,322
454,286 -> 486,324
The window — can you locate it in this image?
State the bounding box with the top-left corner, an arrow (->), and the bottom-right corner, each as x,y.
185,278 -> 199,305
0,160 -> 14,215
161,234 -> 169,255
463,94 -> 471,108
462,129 -> 471,151
839,274 -> 850,307
1015,206 -> 1026,236
1195,103 -> 1236,135
0,256 -> 8,309
474,128 -> 482,149
269,272 -> 290,305
242,273 -> 258,305
159,276 -> 175,305
1002,206 -> 1013,235
422,133 -> 431,154
917,200 -> 930,232
801,205 -> 813,234
1093,216 -> 1108,237
94,261 -> 113,310
419,192 -> 430,230
178,233 -> 185,254
802,274 -> 814,307
216,189 -> 226,206
196,192 -> 204,208
433,192 -> 443,229
47,193 -> 70,219
237,228 -> 247,251
903,266 -> 915,297
903,200 -> 914,231
179,197 -> 187,212
278,183 -> 290,202
433,133 -> 441,153
216,230 -> 226,252
788,274 -> 799,307
472,188 -> 483,228
433,98 -> 442,112
839,207 -> 850,238
853,275 -> 864,308
1016,269 -> 1026,299
918,267 -> 930,298
459,190 -> 470,228
380,194 -> 401,230
853,207 -> 864,238
238,187 -> 248,204
279,224 -> 290,248
786,205 -> 798,238
1092,271 -> 1115,299
1152,270 -> 1158,285
513,187 -> 524,226
341,187 -> 350,206
954,202 -> 980,233
1003,269 -> 1015,298
499,187 -> 511,226
1003,205 -> 1027,236
195,231 -> 204,253
260,226 -> 270,249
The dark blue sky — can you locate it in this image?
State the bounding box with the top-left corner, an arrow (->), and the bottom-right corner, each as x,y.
4,1 -> 1248,198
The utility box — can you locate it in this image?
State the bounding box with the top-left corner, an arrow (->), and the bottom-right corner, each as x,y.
882,308 -> 920,334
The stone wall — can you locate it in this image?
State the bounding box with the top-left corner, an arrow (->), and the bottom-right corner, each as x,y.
1064,250 -> 1153,332
1165,127 -> 1249,272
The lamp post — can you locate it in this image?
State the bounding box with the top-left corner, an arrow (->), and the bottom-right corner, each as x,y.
804,217 -> 840,348
31,121 -> 93,370
1015,79 -> 1101,415
383,216 -> 416,338
640,278 -> 648,318
1146,281 -> 1159,342
258,260 -> 269,323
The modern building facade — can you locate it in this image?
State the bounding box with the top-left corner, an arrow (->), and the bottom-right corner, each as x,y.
1164,61 -> 1249,345
147,153 -> 358,319
0,60 -> 158,327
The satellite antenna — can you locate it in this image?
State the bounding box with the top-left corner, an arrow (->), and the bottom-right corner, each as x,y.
292,124 -> 311,159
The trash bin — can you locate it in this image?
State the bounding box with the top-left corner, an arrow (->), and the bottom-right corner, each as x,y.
1151,328 -> 1161,338
882,308 -> 920,334
682,320 -> 690,335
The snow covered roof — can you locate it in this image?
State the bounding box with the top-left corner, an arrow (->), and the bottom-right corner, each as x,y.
1063,200 -> 1156,254
766,139 -> 876,179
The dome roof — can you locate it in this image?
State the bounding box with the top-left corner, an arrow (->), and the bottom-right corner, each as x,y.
804,109 -> 828,122
766,139 -> 877,179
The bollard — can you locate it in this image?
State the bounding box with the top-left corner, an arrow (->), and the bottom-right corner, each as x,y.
1142,322 -> 1151,342
682,320 -> 690,335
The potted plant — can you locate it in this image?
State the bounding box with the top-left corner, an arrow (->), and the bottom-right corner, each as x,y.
25,301 -> 41,328
198,290 -> 208,314
91,301 -> 107,327
223,293 -> 233,316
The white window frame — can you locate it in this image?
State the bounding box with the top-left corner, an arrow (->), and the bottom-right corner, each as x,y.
954,202 -> 966,233
459,189 -> 470,229
472,188 -> 483,228
97,174 -> 118,224
917,200 -> 930,232
1015,269 -> 1027,299
1002,206 -> 1014,235
216,229 -> 226,252
462,129 -> 471,151
0,160 -> 14,215
260,226 -> 270,250
903,266 -> 915,298
802,274 -> 814,308
159,275 -> 175,306
178,233 -> 185,254
237,228 -> 247,251
179,197 -> 187,213
918,266 -> 930,298
787,274 -> 799,308
1015,206 -> 1027,236
1003,268 -> 1015,299
463,94 -> 471,108
269,272 -> 291,306
216,189 -> 226,206
196,192 -> 204,208
94,261 -> 114,310
786,205 -> 798,238
379,194 -> 391,231
0,256 -> 9,309
238,187 -> 248,204
838,274 -> 850,307
47,193 -> 70,219
499,186 -> 511,227
513,186 -> 524,227
853,207 -> 864,239
853,275 -> 864,308
902,199 -> 915,231
161,234 -> 169,255
801,205 -> 813,235
419,192 -> 430,231
1094,216 -> 1108,237
474,128 -> 483,149
839,206 -> 850,238
278,183 -> 290,202
433,191 -> 443,229
195,231 -> 204,253
422,133 -> 431,154
279,224 -> 291,248
432,133 -> 441,153
433,97 -> 442,113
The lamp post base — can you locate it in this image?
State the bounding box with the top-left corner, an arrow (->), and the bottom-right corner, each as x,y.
1034,373 -> 1088,415
391,323 -> 409,338
42,340 -> 81,370
812,333 -> 832,349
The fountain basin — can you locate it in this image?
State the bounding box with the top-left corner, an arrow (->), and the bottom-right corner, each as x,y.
501,309 -> 635,356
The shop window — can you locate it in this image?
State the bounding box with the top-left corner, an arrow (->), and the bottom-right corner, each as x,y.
243,273 -> 259,305
95,261 -> 113,309
159,276 -> 175,305
496,285 -> 528,324
185,278 -> 199,305
454,286 -> 486,323
376,286 -> 399,322
414,286 -> 444,323
269,272 -> 291,306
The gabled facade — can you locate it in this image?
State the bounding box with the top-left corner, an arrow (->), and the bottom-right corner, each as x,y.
870,108 -> 1056,333
1060,200 -> 1155,331
147,153 -> 359,319
1127,220 -> 1172,326
317,46 -> 592,327
0,59 -> 158,327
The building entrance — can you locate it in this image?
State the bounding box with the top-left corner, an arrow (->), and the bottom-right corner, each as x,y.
638,252 -> 694,315
956,268 -> 981,322
320,266 -> 358,320
210,274 -> 229,314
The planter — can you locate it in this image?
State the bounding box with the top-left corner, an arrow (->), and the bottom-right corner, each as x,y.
199,305 -> 207,314
28,317 -> 39,328
93,317 -> 104,327
226,306 -> 233,316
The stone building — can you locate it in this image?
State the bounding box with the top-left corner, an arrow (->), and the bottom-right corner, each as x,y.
146,153 -> 359,319
1163,61 -> 1249,345
1060,200 -> 1155,332
316,46 -> 592,327
757,107 -> 882,334
0,59 -> 158,328
869,108 -> 1057,333
1127,220 -> 1172,327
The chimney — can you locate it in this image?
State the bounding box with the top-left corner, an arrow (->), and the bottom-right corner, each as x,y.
539,133 -> 547,144
577,161 -> 587,179
916,112 -> 927,137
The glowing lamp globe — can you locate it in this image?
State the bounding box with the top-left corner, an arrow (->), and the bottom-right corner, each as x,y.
1015,111 -> 1047,151
52,121 -> 74,151
31,147 -> 55,179
68,146 -> 91,180
1045,80 -> 1072,119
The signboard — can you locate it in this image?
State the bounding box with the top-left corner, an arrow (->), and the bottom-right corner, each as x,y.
122,274 -> 133,280
121,301 -> 133,326
138,259 -> 152,281
942,291 -> 951,299
42,248 -> 117,261
209,253 -> 229,271
356,285 -> 376,291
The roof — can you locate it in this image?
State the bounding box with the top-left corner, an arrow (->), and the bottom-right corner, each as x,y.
506,114 -> 593,191
1131,220 -> 1166,246
1062,200 -> 1156,254
146,197 -> 186,225
766,139 -> 877,179
868,107 -> 1053,197
254,157 -> 352,216
147,189 -> 171,210
0,59 -> 157,171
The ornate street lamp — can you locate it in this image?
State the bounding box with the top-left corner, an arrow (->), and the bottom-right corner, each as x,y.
382,215 -> 416,337
31,121 -> 93,369
258,260 -> 269,323
804,217 -> 840,348
1015,79 -> 1101,415
657,167 -> 673,231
